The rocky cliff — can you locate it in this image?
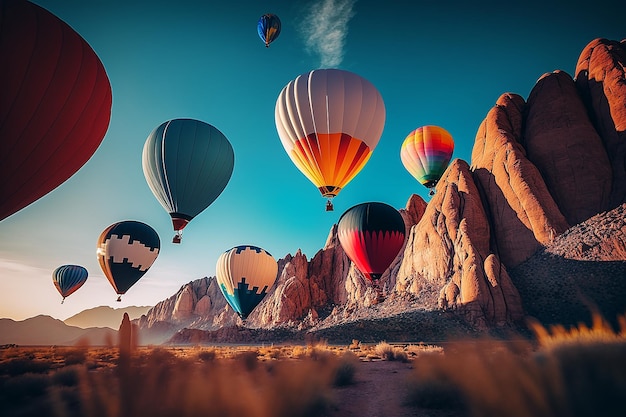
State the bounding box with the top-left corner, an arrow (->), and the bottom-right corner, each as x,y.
137,38 -> 626,343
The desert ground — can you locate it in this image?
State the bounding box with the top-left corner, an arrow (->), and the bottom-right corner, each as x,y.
1,315 -> 625,417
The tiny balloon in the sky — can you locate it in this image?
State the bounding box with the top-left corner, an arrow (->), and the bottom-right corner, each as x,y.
257,13 -> 281,47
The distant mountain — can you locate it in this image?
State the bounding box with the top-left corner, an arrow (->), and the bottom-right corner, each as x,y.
64,305 -> 152,329
0,315 -> 116,346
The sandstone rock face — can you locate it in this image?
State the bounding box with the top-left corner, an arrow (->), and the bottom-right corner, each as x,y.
575,38 -> 626,208
525,70 -> 612,225
137,276 -> 237,334
471,93 -> 569,268
396,160 -> 524,328
138,38 -> 626,340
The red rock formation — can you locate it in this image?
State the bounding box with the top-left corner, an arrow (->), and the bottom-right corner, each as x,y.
471,93 -> 570,268
575,38 -> 626,208
524,70 -> 612,225
396,160 -> 524,327
137,38 -> 626,338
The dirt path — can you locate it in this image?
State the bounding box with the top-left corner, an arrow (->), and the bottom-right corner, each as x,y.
326,360 -> 416,417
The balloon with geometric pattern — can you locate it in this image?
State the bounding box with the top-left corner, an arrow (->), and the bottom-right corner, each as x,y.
400,125 -> 454,196
96,220 -> 160,301
52,265 -> 88,304
216,245 -> 278,319
275,69 -> 386,211
257,13 -> 281,48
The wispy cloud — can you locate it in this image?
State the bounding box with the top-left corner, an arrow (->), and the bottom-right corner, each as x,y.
301,0 -> 357,68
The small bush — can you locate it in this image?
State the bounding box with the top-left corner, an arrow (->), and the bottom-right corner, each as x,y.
63,348 -> 87,366
333,351 -> 358,387
196,349 -> 216,362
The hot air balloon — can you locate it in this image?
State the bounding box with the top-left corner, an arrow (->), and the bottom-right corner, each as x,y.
0,0 -> 112,221
96,220 -> 160,301
400,125 -> 454,196
52,265 -> 88,303
216,245 -> 278,319
337,202 -> 406,299
142,119 -> 235,243
257,13 -> 281,47
275,69 -> 386,211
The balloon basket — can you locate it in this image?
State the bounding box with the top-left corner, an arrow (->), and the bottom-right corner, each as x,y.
116,296 -> 122,302
173,233 -> 182,244
325,200 -> 334,211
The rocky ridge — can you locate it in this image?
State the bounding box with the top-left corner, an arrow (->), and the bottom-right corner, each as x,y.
137,38 -> 626,344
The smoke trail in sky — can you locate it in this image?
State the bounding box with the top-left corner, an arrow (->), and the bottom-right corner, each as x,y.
301,0 -> 357,68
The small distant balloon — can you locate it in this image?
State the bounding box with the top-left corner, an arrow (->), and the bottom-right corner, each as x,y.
216,245 -> 278,319
52,265 -> 88,304
96,220 -> 160,301
337,202 -> 406,294
400,125 -> 454,196
257,13 -> 281,47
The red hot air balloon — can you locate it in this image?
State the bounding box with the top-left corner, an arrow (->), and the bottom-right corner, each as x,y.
337,202 -> 406,299
0,0 -> 112,221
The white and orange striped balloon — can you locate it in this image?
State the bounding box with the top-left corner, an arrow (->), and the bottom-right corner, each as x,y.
275,69 -> 386,207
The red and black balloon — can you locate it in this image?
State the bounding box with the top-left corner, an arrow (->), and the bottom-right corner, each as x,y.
0,0 -> 112,221
337,202 -> 406,282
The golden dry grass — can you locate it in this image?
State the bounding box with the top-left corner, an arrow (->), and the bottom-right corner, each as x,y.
406,313 -> 626,417
4,315 -> 624,417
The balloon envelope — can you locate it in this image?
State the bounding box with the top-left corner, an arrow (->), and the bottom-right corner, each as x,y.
0,0 -> 112,221
257,13 -> 281,47
337,202 -> 406,282
400,125 -> 454,190
52,265 -> 88,302
142,119 -> 234,243
216,245 -> 278,319
275,69 -> 386,209
96,220 -> 160,299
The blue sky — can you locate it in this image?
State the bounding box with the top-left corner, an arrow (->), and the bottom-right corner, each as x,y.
1,0 -> 623,320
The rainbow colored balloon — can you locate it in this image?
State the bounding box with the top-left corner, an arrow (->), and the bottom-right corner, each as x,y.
400,125 -> 454,194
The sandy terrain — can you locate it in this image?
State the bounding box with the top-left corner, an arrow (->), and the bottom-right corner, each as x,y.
327,360 -> 460,417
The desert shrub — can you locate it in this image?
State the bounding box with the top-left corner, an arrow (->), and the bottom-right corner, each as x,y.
196,348 -> 216,362
0,357 -> 54,376
62,348 -> 87,366
332,351 -> 358,387
1,372 -> 50,402
53,347 -> 337,417
233,349 -> 259,371
51,365 -> 82,387
373,341 -> 408,362
407,313 -> 626,417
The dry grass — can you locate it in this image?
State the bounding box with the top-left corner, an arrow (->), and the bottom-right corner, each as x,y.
0,342 -> 359,417
4,314 -> 624,417
406,313 -> 626,417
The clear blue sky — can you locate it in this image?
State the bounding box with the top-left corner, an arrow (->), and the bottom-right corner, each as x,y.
1,0 -> 623,320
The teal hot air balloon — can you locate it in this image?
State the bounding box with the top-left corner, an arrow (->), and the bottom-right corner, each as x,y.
142,119 -> 235,243
257,13 -> 281,47
52,265 -> 88,303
